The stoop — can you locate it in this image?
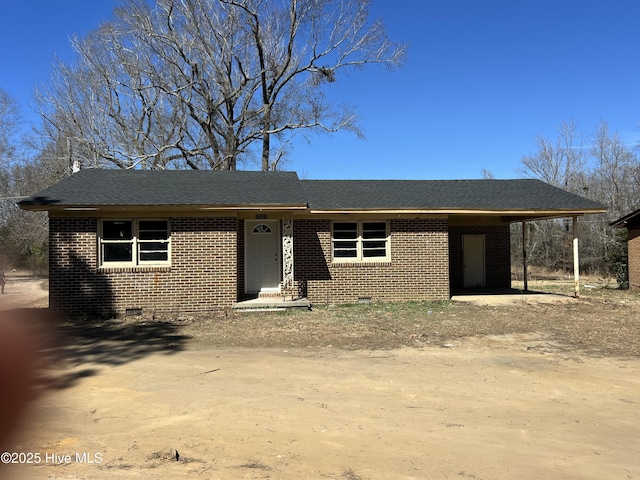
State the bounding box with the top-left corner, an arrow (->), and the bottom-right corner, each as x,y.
232,296 -> 311,312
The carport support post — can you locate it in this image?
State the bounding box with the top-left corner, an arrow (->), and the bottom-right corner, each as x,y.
522,221 -> 528,291
573,216 -> 580,298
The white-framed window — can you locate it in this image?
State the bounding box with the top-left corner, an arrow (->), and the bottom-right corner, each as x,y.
99,219 -> 170,267
332,221 -> 389,262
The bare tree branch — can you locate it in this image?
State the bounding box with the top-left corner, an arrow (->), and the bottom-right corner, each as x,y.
36,0 -> 407,170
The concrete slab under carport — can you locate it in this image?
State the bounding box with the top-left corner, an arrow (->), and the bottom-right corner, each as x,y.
451,288 -> 577,306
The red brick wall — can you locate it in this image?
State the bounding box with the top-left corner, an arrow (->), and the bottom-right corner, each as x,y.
294,218 -> 450,304
49,215 -> 512,314
49,217 -> 237,317
448,225 -> 511,290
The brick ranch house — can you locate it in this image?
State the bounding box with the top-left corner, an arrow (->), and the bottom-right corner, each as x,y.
19,169 -> 605,317
611,208 -> 640,289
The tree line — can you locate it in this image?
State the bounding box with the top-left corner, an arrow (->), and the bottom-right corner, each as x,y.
512,120 -> 635,286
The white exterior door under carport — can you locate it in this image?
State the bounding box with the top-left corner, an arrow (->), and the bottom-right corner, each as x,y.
463,234 -> 486,288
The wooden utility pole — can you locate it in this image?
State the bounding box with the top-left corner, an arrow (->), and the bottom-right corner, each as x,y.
573,216 -> 580,298
522,221 -> 528,291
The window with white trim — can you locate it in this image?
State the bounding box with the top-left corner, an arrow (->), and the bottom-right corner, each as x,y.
99,219 -> 170,267
332,221 -> 389,262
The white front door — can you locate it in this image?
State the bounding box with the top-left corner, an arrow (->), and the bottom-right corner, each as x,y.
245,220 -> 281,292
463,234 -> 486,288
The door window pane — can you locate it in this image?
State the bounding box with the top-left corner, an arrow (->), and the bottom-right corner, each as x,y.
252,224 -> 272,234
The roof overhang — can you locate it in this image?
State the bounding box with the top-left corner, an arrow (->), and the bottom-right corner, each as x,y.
307,208 -> 606,221
22,202 -> 605,221
21,203 -> 309,213
610,208 -> 640,228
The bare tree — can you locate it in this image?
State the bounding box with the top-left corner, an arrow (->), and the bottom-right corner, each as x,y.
518,120 -> 586,270
589,120 -> 638,218
518,119 -> 640,278
520,120 -> 586,192
37,22 -> 191,170
0,89 -> 22,172
0,89 -> 55,270
585,120 -> 640,279
37,0 -> 407,170
481,168 -> 495,179
0,89 -> 23,233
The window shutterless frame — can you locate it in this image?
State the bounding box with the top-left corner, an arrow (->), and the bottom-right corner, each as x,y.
99,219 -> 170,267
331,221 -> 390,262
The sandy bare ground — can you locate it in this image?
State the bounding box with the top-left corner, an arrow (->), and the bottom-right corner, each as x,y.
0,272 -> 48,310
1,275 -> 640,479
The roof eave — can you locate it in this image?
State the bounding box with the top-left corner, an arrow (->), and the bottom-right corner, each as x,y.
19,203 -> 309,212
307,208 -> 607,218
21,202 -> 606,220
610,208 -> 640,228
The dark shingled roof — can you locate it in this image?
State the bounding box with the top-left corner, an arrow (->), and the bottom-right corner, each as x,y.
611,208 -> 640,228
301,179 -> 605,211
18,169 -> 606,214
18,169 -> 308,208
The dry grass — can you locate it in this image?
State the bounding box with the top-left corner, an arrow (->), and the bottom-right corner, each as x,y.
137,278 -> 640,358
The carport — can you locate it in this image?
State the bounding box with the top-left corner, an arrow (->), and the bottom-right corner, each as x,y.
450,209 -> 605,299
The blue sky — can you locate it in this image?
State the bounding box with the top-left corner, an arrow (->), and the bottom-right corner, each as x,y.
1,1 -> 639,179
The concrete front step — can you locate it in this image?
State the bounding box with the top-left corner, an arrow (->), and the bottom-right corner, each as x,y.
232,297 -> 311,312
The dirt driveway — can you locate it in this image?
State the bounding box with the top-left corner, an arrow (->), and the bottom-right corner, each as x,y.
0,272 -> 48,310
2,275 -> 640,479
